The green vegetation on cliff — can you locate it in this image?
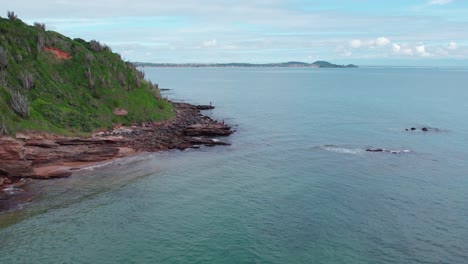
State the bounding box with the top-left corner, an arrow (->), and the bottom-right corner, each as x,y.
0,13 -> 172,136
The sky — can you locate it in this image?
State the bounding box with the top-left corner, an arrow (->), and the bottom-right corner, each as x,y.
2,0 -> 468,65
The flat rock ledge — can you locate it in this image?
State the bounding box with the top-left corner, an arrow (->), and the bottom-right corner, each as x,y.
0,102 -> 233,187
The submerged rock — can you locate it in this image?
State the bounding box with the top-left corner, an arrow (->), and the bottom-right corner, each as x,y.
366,148 -> 411,154
405,127 -> 444,132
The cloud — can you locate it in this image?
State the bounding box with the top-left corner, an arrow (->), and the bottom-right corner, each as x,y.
202,39 -> 218,48
376,37 -> 390,46
350,39 -> 362,48
448,41 -> 458,50
415,45 -> 431,57
4,0 -> 468,64
428,0 -> 453,5
391,43 -> 433,57
349,37 -> 391,49
392,43 -> 413,56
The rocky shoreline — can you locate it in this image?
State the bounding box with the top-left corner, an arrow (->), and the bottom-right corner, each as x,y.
0,102 -> 233,212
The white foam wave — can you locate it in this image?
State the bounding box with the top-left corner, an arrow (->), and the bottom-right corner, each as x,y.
80,161 -> 116,171
2,187 -> 23,194
317,145 -> 364,155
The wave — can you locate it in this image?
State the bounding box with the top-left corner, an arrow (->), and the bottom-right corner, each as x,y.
316,145 -> 365,155
315,145 -> 412,155
2,187 -> 24,195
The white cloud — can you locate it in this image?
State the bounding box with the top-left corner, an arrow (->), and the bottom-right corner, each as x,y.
376,37 -> 390,46
402,47 -> 414,56
392,43 -> 430,57
392,43 -> 414,56
429,0 -> 453,5
415,45 -> 431,57
350,39 -> 362,48
448,41 -> 458,50
202,39 -> 218,48
350,37 -> 391,49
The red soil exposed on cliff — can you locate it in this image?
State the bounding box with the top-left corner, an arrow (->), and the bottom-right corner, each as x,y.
44,47 -> 72,59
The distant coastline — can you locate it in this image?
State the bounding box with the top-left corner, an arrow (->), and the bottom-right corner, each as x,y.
134,61 -> 358,68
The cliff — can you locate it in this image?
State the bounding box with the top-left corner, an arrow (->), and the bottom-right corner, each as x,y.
0,13 -> 172,137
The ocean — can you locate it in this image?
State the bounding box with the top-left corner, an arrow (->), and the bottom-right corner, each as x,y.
1,67 -> 467,263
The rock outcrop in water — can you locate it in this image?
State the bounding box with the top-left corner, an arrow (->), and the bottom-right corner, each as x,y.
366,148 -> 411,154
405,127 -> 444,132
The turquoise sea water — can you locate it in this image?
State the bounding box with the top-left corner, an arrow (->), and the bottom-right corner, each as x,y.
1,67 -> 468,263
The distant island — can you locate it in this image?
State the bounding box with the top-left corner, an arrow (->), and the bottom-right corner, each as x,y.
134,61 -> 358,68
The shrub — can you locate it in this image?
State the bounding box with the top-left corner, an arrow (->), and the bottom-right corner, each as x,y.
19,71 -> 34,90
136,68 -> 145,79
0,46 -> 8,70
84,53 -> 94,62
7,11 -> 17,21
0,115 -> 7,135
10,91 -> 30,118
16,53 -> 23,63
37,34 -> 45,52
0,47 -> 7,85
135,76 -> 141,88
118,72 -> 126,86
34,22 -> 46,31
89,40 -> 104,52
85,67 -> 94,88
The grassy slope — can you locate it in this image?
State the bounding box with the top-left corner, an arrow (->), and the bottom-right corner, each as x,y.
0,17 -> 172,136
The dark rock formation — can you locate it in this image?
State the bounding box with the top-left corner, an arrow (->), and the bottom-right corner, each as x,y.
366,148 -> 411,154
405,127 -> 444,132
196,105 -> 215,110
184,124 -> 232,136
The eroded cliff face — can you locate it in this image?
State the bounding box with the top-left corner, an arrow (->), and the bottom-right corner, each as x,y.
0,135 -> 125,181
0,137 -> 35,179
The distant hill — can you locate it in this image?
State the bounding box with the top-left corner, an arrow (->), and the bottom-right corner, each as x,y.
0,13 -> 172,135
311,61 -> 358,68
134,61 -> 358,68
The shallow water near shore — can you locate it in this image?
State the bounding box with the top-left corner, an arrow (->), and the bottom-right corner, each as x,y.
1,67 -> 468,263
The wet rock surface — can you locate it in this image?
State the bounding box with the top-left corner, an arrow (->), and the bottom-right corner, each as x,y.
196,105 -> 215,110
0,102 -> 233,211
